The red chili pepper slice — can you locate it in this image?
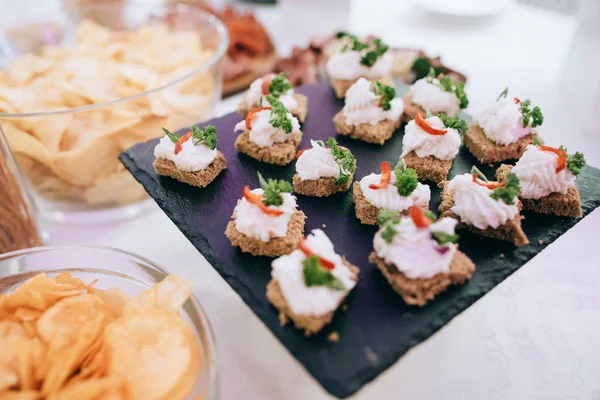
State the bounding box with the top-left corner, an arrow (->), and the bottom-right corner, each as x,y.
261,73 -> 277,95
410,205 -> 432,228
471,173 -> 506,189
298,239 -> 336,270
243,186 -> 284,217
295,145 -> 351,160
174,132 -> 192,155
514,97 -> 521,104
539,145 -> 566,173
415,113 -> 448,136
368,161 -> 391,190
245,107 -> 272,130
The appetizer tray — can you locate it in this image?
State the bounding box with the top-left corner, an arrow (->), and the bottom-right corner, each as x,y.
120,82 -> 600,398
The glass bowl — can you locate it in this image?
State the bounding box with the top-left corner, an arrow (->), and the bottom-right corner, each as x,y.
0,1 -> 228,224
0,245 -> 219,399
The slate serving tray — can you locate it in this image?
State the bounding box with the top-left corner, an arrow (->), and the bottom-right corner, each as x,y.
120,82 -> 600,398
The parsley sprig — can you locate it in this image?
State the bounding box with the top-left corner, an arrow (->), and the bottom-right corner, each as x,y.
371,81 -> 396,111
325,138 -> 356,185
361,38 -> 389,67
163,127 -> 180,143
267,73 -> 292,98
190,125 -> 217,150
559,146 -> 586,176
426,70 -> 469,109
394,159 -> 418,197
438,113 -> 468,136
266,95 -> 293,133
519,99 -> 544,128
411,57 -> 443,81
257,172 -> 292,207
339,35 -> 389,67
490,172 -> 520,205
303,256 -> 345,290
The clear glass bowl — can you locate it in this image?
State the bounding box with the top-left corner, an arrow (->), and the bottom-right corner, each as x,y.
0,245 -> 219,399
0,1 -> 228,224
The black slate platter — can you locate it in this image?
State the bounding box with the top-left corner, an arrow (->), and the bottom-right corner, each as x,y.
120,82 -> 600,398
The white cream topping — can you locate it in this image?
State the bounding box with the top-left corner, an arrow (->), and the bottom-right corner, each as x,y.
400,116 -> 462,160
373,216 -> 458,279
448,173 -> 519,230
511,145 -> 576,199
359,172 -> 430,212
342,77 -> 404,125
234,109 -> 301,148
245,77 -> 298,111
408,78 -> 461,116
326,50 -> 393,81
271,229 -> 358,316
295,140 -> 340,181
153,135 -> 217,172
475,98 -> 537,145
234,188 -> 297,242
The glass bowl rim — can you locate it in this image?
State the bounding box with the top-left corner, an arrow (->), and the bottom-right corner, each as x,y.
0,244 -> 219,399
0,1 -> 229,118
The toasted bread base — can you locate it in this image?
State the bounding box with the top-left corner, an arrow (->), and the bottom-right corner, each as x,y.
234,131 -> 302,166
238,93 -> 308,123
402,93 -> 426,122
329,76 -> 394,99
225,209 -> 306,257
369,250 -> 475,306
496,164 -> 583,217
266,260 -> 360,336
464,124 -> 537,164
403,151 -> 453,183
333,110 -> 401,145
352,181 -> 426,225
153,151 -> 226,188
438,182 -> 529,246
292,174 -> 353,197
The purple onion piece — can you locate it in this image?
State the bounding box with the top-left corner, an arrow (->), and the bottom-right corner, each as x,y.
435,246 -> 450,255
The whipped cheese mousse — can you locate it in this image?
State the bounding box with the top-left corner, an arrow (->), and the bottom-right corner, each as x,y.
225,173 -> 306,257
153,125 -> 226,188
239,72 -> 308,123
439,167 -> 529,246
333,78 -> 404,145
353,160 -> 430,225
496,141 -> 586,217
400,113 -> 467,182
403,71 -> 468,121
266,229 -> 359,335
465,87 -> 544,163
325,33 -> 393,98
369,205 -> 475,306
234,96 -> 303,165
292,138 -> 356,197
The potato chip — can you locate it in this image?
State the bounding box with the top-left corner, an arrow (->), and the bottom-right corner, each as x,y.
0,390 -> 40,400
3,274 -> 86,313
123,274 -> 193,315
46,377 -> 122,400
87,287 -> 129,319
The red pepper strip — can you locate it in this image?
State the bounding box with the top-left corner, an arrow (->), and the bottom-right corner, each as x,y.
369,161 -> 391,190
298,239 -> 336,270
261,73 -> 277,94
242,186 -> 284,217
174,132 -> 192,155
415,113 -> 448,136
295,145 -> 351,160
539,145 -> 567,173
514,97 -> 521,104
245,107 -> 272,130
471,173 -> 506,189
410,205 -> 432,228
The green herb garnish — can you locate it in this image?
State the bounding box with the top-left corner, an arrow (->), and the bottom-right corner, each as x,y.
371,81 -> 396,111
336,31 -> 355,39
437,113 -> 468,136
411,58 -> 443,81
519,99 -> 544,128
267,73 -> 292,98
423,210 -> 438,222
394,159 -> 418,197
496,87 -> 509,101
490,172 -> 520,205
302,256 -> 345,290
377,209 -> 400,225
266,95 -> 293,133
427,74 -> 469,109
533,135 -> 542,146
162,127 -> 180,143
326,137 -> 355,185
470,166 -> 488,182
380,223 -> 398,244
257,171 -> 292,207
360,38 -> 388,67
431,231 -> 459,245
559,146 -> 586,176
191,125 -> 217,150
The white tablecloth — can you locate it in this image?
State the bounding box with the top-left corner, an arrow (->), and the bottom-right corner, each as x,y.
46,1 -> 600,399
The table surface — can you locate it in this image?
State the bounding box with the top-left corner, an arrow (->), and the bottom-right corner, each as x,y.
45,1 -> 600,399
